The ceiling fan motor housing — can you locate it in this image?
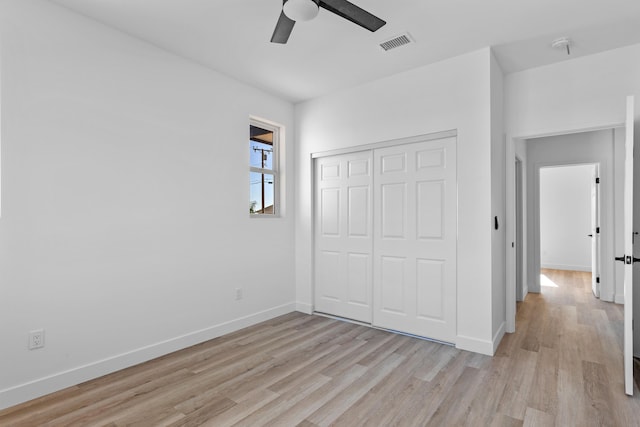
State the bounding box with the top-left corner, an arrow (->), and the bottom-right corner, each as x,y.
283,0 -> 321,22
272,0 -> 386,44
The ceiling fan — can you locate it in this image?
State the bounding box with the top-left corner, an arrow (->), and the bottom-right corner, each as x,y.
271,0 -> 386,44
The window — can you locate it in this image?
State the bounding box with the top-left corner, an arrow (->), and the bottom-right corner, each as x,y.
249,119 -> 279,215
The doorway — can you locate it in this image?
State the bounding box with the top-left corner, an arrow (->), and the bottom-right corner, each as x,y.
505,97 -> 635,395
538,164 -> 598,293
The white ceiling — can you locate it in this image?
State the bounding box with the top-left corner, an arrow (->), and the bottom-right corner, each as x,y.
49,0 -> 640,103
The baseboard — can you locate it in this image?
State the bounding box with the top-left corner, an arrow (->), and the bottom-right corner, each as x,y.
456,334 -> 495,356
492,322 -> 506,355
599,292 -> 614,303
296,302 -> 313,314
615,294 -> 625,304
541,263 -> 591,272
0,302 -> 296,411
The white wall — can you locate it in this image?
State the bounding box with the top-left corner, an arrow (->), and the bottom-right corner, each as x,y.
505,42 -> 640,356
490,53 -> 506,344
0,0 -> 296,409
295,48 -> 499,355
539,165 -> 594,271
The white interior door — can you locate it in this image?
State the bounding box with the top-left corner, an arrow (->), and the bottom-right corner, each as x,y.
591,165 -> 600,297
372,137 -> 457,343
623,95 -> 635,396
314,151 -> 373,323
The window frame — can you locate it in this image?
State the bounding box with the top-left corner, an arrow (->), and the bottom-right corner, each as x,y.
249,118 -> 280,217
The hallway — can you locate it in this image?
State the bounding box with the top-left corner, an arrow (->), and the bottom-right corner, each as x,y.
500,268 -> 640,425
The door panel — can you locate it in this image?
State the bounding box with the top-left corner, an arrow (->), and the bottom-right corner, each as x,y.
315,151 -> 373,323
417,180 -> 444,239
373,137 -> 457,343
348,186 -> 369,237
380,256 -> 406,314
317,251 -> 341,301
347,253 -> 370,306
320,188 -> 340,236
381,183 -> 407,238
416,259 -> 445,320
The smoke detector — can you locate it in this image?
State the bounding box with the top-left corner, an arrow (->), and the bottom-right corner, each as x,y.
551,37 -> 572,55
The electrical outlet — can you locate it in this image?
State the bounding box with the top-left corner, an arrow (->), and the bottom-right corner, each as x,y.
235,288 -> 243,301
28,329 -> 45,350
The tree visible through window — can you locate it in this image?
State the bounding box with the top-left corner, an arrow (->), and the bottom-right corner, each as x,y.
249,121 -> 278,215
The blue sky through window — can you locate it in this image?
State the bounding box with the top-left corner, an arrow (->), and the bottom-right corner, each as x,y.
249,137 -> 274,213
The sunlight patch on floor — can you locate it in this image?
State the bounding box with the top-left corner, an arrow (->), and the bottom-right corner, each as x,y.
540,274 -> 559,288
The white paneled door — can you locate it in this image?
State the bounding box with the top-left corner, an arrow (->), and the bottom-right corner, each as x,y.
314,136 -> 457,343
315,151 -> 373,323
373,137 -> 457,343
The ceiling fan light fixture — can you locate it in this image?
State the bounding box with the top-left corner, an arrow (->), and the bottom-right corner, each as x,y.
283,0 -> 319,22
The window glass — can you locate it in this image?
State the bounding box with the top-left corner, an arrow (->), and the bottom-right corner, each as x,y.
249,122 -> 278,215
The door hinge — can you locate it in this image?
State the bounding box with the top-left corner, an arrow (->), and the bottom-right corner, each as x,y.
596,227 -> 600,234
595,177 -> 600,184
596,276 -> 600,284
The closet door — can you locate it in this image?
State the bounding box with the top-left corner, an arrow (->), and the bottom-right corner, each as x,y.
314,151 -> 373,323
373,137 -> 457,343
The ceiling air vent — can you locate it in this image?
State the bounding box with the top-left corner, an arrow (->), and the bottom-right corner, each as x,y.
379,33 -> 413,51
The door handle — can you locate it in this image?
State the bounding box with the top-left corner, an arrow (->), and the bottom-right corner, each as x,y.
614,255 -> 640,264
588,234 -> 593,237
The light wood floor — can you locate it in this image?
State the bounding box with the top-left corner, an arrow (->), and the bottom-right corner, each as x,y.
2,269 -> 640,426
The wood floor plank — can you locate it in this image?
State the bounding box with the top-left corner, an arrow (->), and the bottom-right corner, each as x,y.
253,364 -> 369,427
522,407 -> 554,427
2,269 -> 639,426
527,346 -> 559,415
327,341 -> 429,426
199,388 -> 279,427
422,365 -> 484,425
305,353 -> 405,427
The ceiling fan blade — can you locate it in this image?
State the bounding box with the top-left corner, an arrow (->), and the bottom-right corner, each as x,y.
271,11 -> 296,44
319,0 -> 386,32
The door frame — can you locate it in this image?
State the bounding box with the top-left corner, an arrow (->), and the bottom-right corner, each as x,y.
515,157 -> 525,302
505,124 -> 623,333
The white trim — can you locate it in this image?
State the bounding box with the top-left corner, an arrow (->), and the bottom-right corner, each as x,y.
0,303 -> 295,411
492,322 -> 506,355
541,264 -> 592,272
455,334 -> 495,356
505,136 -> 516,333
599,292 -> 614,303
296,302 -> 313,314
510,122 -> 624,141
311,129 -> 457,159
615,294 -> 625,305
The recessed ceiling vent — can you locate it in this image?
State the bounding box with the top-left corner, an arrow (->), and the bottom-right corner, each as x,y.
379,33 -> 413,51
